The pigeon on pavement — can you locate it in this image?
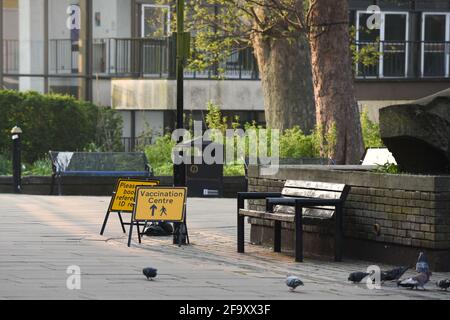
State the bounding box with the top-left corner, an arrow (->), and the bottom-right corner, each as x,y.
286,276 -> 304,291
436,279 -> 450,291
348,271 -> 371,283
143,267 -> 158,280
416,252 -> 430,273
381,266 -> 409,282
397,272 -> 431,290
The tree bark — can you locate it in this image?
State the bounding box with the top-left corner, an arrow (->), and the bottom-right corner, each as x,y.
309,0 -> 364,164
251,6 -> 315,133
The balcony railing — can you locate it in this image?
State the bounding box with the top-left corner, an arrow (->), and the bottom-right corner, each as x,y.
48,37 -> 260,80
3,38 -> 450,80
355,40 -> 450,79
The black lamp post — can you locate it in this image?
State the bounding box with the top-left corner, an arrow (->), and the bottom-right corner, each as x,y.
173,0 -> 188,245
11,126 -> 22,194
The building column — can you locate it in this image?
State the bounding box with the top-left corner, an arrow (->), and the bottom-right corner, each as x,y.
79,0 -> 92,101
18,0 -> 45,92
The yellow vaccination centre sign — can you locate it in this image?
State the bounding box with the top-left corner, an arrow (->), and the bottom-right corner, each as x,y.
110,179 -> 159,212
133,187 -> 187,222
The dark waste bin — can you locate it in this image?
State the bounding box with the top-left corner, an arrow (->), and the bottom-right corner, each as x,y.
176,137 -> 224,198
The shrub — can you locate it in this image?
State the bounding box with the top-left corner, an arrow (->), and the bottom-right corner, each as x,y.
361,109 -> 384,148
143,103 -> 386,176
144,134 -> 176,176
0,154 -> 11,176
0,90 -> 122,164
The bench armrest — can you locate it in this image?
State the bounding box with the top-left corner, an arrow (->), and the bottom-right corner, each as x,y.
266,197 -> 343,207
237,192 -> 282,210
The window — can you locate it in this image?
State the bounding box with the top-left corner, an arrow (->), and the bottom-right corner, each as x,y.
421,13 -> 450,77
141,4 -> 171,38
355,11 -> 409,78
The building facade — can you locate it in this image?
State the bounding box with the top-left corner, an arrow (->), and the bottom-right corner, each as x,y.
1,0 -> 450,149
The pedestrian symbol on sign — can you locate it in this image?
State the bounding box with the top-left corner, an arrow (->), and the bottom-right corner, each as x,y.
160,206 -> 167,216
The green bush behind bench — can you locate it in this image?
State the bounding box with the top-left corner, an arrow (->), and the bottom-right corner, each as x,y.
0,90 -> 122,172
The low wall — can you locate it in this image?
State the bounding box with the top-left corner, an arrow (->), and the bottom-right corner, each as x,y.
0,176 -> 246,198
247,165 -> 450,271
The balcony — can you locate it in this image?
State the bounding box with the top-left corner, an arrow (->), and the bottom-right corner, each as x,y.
355,40 -> 450,79
3,38 -> 450,81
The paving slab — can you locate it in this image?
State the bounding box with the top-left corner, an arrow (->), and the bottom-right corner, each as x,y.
0,194 -> 449,300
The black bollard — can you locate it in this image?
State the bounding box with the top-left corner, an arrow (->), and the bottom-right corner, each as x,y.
11,126 -> 22,194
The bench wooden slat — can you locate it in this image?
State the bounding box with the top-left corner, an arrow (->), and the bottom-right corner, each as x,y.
274,206 -> 335,219
238,209 -> 295,222
281,187 -> 343,200
285,180 -> 346,192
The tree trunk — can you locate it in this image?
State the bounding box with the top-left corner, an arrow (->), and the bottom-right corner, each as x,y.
309,0 -> 364,164
251,24 -> 315,133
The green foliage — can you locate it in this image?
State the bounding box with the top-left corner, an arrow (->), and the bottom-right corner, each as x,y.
145,103 -> 386,176
0,90 -> 123,164
349,26 -> 382,74
224,162 -> 245,176
361,109 -> 384,148
280,126 -> 318,159
374,162 -> 399,174
23,158 -> 53,176
144,134 -> 176,176
0,154 -> 11,176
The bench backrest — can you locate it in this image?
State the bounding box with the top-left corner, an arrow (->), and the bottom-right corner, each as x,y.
275,180 -> 350,219
49,151 -> 150,174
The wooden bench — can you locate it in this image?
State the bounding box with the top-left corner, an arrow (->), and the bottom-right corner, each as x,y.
49,151 -> 152,195
237,180 -> 350,262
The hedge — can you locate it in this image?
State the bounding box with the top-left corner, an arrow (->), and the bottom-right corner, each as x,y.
0,90 -> 122,164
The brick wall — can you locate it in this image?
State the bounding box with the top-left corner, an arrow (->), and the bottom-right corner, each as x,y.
247,166 -> 450,251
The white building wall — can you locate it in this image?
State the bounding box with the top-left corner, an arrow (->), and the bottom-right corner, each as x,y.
18,0 -> 44,92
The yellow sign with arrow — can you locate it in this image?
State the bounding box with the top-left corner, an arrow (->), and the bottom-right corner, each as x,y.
133,187 -> 187,222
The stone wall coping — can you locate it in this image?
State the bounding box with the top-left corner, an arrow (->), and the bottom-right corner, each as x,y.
248,165 -> 450,192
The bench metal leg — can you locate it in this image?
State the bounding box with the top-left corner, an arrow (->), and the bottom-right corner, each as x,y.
295,203 -> 303,262
334,204 -> 343,262
57,175 -> 62,196
237,196 -> 245,253
274,221 -> 281,253
50,174 -> 56,195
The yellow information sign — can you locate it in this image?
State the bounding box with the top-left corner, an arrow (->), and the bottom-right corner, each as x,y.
110,179 -> 159,212
133,187 -> 187,222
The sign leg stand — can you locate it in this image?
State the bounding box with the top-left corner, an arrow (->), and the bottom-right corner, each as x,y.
100,210 -> 111,235
127,219 -> 134,247
118,212 -> 126,233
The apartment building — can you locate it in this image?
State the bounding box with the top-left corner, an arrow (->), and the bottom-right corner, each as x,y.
1,0 -> 449,149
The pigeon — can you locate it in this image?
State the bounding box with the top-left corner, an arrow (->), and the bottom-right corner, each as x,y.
415,252 -> 430,273
348,271 -> 371,283
286,276 -> 304,291
397,272 -> 431,290
143,267 -> 158,280
436,279 -> 450,291
380,266 -> 409,282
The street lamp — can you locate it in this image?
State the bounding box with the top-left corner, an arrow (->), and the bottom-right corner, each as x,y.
173,0 -> 190,245
11,126 -> 23,194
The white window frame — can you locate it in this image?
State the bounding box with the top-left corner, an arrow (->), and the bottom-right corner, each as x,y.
421,12 -> 450,78
141,4 -> 171,38
355,11 -> 409,78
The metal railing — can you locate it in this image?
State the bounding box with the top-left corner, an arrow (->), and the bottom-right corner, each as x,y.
4,39 -> 450,80
46,37 -> 259,80
121,137 -> 153,152
3,39 -> 19,74
354,40 -> 450,79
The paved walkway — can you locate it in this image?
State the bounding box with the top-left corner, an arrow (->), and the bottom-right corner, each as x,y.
0,195 -> 449,300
